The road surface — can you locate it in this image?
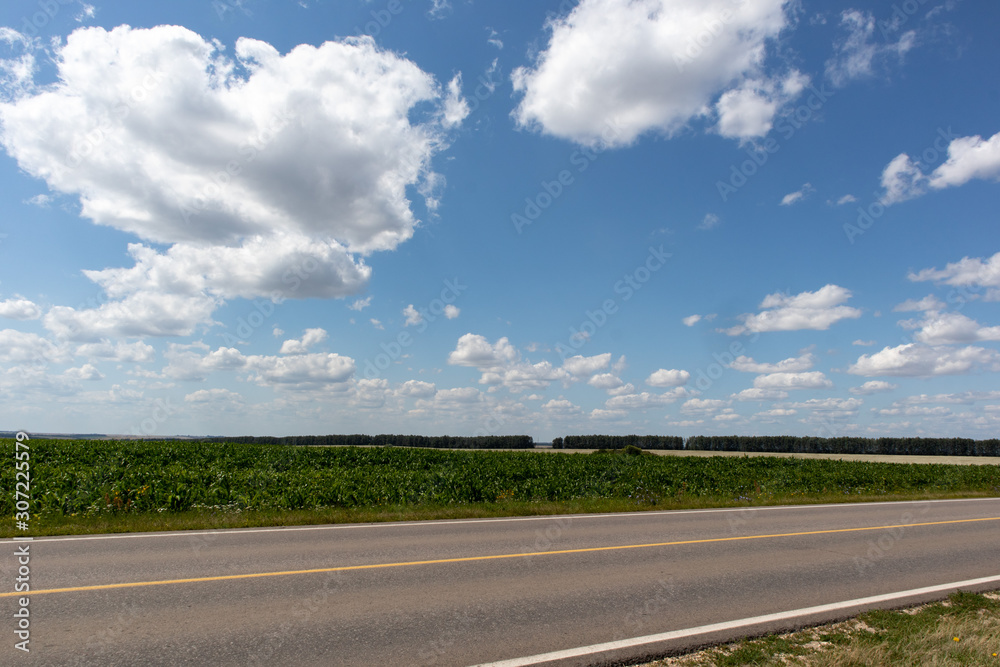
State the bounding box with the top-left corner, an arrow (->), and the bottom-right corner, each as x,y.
3,497 -> 999,666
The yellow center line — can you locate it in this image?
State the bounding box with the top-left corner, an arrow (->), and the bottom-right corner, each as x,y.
6,516 -> 999,597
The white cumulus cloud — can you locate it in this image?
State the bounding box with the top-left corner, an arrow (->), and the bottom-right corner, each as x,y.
724,284 -> 861,335
0,26 -> 462,338
646,368 -> 690,387
848,343 -> 1000,377
511,0 -> 790,147
0,298 -> 41,320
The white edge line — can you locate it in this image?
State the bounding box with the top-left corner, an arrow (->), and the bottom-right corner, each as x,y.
8,497 -> 998,544
470,574 -> 1000,667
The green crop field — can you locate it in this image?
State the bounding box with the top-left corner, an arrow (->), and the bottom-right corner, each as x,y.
4,439 -> 1000,537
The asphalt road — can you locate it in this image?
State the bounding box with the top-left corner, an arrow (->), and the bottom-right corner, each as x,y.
3,498 -> 1000,666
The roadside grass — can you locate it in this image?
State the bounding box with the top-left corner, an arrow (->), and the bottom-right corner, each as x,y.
4,489 -> 998,538
640,590 -> 1000,666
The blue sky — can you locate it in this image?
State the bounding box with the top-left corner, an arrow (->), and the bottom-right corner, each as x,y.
1,0 -> 999,440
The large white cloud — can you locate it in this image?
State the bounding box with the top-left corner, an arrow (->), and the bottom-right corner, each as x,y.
0,26 -> 462,337
511,0 -> 790,147
724,285 -> 861,335
848,343 -> 1000,377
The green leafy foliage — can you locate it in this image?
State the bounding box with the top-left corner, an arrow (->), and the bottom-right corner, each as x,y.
3,439 -> 999,519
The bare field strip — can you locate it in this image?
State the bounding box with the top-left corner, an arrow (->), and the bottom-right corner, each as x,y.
403,446 -> 1000,466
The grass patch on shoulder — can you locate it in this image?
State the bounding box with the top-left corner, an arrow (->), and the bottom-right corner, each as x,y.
641,590 -> 1000,666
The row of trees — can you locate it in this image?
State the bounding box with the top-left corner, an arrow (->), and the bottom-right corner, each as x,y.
191,433 -> 1000,456
552,435 -> 684,450
202,434 -> 535,449
684,435 -> 1000,457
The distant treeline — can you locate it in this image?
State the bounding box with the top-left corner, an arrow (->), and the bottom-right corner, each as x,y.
684,435 -> 1000,457
201,434 -> 535,449
552,435 -> 684,450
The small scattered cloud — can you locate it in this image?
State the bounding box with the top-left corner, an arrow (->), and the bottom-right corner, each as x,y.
731,353 -> 816,374
646,369 -> 690,388
825,9 -> 916,87
697,213 -> 720,231
349,297 -> 372,311
780,183 -> 815,206
0,298 -> 42,320
428,0 -> 451,19
753,371 -> 833,390
893,295 -> 946,312
733,387 -> 789,401
24,194 -> 53,208
486,28 -> 503,50
403,305 -> 423,327
850,380 -> 898,395
279,328 -> 328,355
